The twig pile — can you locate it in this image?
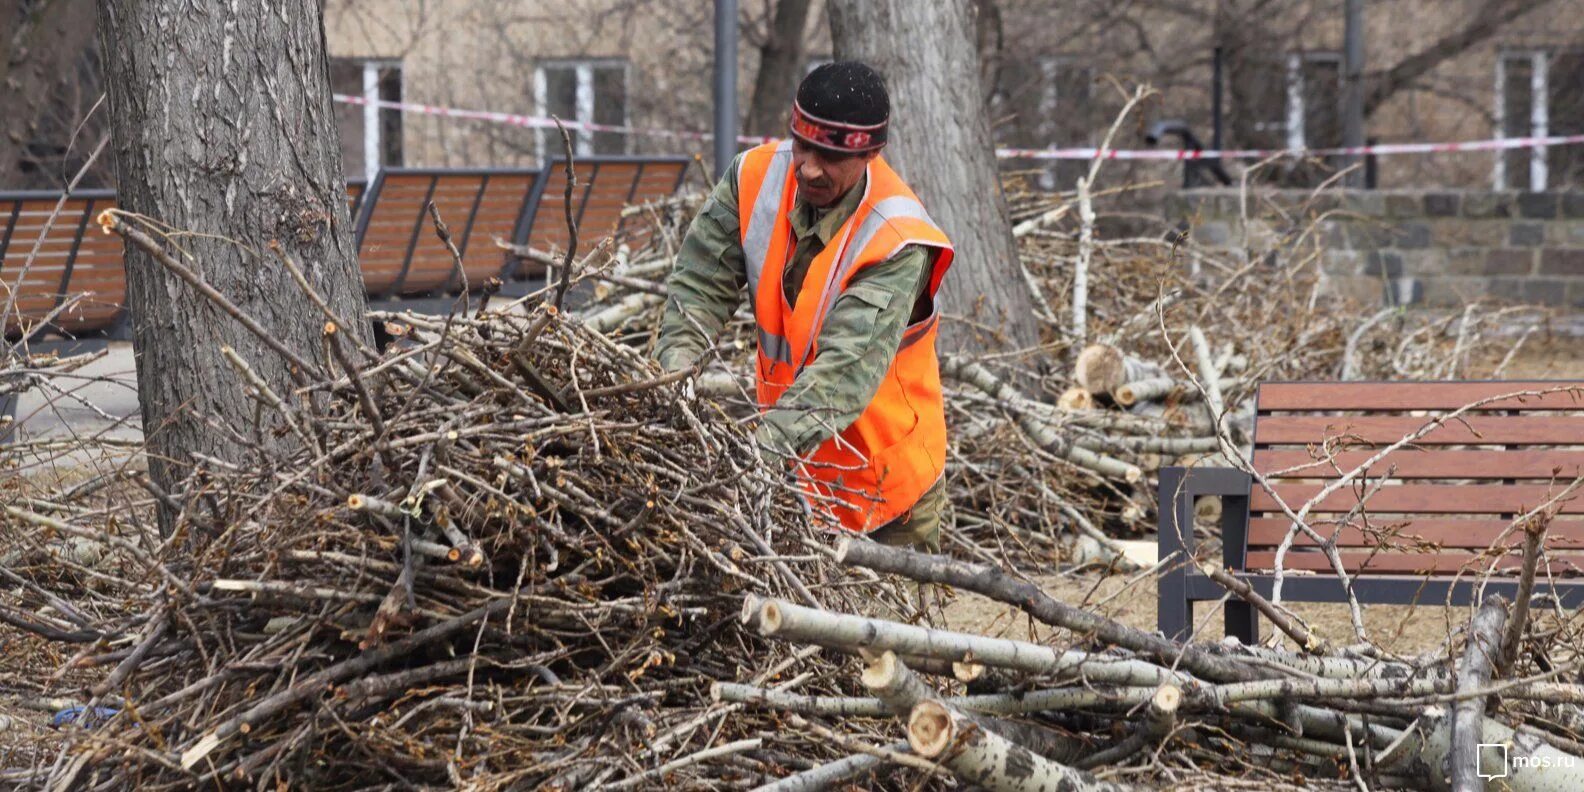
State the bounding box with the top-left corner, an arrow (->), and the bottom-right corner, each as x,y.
3,133 -> 1579,790
0,291 -> 924,789
727,539 -> 1584,791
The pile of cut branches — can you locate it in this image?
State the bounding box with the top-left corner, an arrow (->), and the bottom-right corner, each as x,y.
0,275 -> 918,787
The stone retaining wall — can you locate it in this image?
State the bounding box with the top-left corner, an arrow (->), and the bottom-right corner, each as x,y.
1170,190 -> 1584,308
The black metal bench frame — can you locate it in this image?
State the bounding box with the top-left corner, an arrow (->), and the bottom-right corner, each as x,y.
1158,462 -> 1584,646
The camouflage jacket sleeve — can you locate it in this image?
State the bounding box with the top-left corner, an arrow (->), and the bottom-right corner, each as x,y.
755,246 -> 932,458
653,157 -> 747,373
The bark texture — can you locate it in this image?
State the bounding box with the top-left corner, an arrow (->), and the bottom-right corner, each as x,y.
98,0 -> 371,529
745,0 -> 815,138
828,0 -> 1042,356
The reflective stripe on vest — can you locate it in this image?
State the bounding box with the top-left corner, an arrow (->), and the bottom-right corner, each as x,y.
741,140 -> 794,304
798,195 -> 937,365
757,327 -> 794,363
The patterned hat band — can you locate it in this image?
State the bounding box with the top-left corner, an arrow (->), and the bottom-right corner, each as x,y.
789,100 -> 888,154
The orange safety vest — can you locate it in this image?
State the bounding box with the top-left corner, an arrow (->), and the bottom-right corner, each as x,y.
736,139 -> 955,533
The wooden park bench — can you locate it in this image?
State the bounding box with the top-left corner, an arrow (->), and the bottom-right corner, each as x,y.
1158,381 -> 1584,644
0,189 -> 129,349
0,157 -> 692,332
353,167 -> 547,309
510,156 -> 691,282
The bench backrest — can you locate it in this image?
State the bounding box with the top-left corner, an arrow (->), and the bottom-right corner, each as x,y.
3,158 -> 691,338
0,190 -> 125,339
514,157 -> 690,278
355,168 -> 544,299
1247,381 -> 1584,577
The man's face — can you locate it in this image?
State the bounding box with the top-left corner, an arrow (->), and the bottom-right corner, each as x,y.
792,138 -> 878,208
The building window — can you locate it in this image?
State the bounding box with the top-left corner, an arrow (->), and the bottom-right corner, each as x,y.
1285,52 -> 1342,152
331,60 -> 403,179
534,59 -> 629,159
1496,50 -> 1584,190
331,59 -> 403,179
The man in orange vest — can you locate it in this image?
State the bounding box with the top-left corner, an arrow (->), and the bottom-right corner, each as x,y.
654,62 -> 954,551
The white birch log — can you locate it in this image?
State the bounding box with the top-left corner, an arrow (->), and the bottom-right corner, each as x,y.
1071,434 -> 1221,456
756,599 -> 1185,687
709,681 -> 1160,719
1075,344 -> 1165,396
1114,376 -> 1238,407
711,682 -> 889,717
1412,706 -> 1584,792
1452,596 -> 1509,791
941,357 -> 1142,482
1188,326 -> 1225,425
862,651 -> 1087,764
1072,175 -> 1094,350
908,700 -> 1138,792
580,292 -> 663,334
1057,386 -> 1095,411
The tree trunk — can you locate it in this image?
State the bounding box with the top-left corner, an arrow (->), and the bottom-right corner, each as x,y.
828,0 -> 1042,357
744,0 -> 815,139
971,0 -> 1002,107
98,0 -> 371,532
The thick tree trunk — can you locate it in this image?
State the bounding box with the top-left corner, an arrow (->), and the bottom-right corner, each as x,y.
745,0 -> 815,138
98,0 -> 371,531
828,0 -> 1042,357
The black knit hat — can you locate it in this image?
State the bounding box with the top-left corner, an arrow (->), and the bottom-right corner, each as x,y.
790,61 -> 889,154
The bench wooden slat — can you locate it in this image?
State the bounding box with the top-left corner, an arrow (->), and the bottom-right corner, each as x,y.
1245,551 -> 1584,576
1258,382 -> 1584,411
1254,415 -> 1584,445
1250,483 -> 1584,514
1252,449 -> 1584,479
1247,517 -> 1584,550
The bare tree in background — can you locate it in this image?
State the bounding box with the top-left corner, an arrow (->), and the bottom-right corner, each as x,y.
98,0 -> 371,532
745,0 -> 816,137
0,0 -> 108,188
829,0 -> 1043,357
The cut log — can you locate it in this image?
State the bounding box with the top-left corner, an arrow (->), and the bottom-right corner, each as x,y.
907,700 -> 1137,792
835,540 -> 1257,683
1058,386 -> 1095,411
941,357 -> 1141,482
1075,344 -> 1163,396
1075,684 -> 1181,770
1413,705 -> 1584,792
1188,326 -> 1225,424
861,651 -> 1087,764
756,598 -> 1186,687
580,292 -> 664,334
1114,376 -> 1237,407
1451,596 -> 1509,791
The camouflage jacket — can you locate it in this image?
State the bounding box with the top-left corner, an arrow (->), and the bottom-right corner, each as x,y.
653,154 -> 930,458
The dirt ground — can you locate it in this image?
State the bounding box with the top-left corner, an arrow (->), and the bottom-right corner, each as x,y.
943,570 -> 1473,655
946,333 -> 1584,656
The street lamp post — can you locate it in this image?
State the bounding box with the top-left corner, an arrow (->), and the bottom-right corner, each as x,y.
713,0 -> 739,180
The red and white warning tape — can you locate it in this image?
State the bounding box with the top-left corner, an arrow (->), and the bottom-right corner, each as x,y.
335,94 -> 1584,161
335,94 -> 776,146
